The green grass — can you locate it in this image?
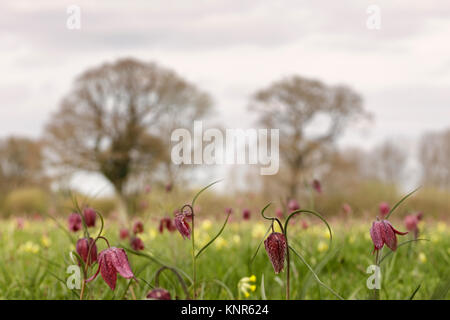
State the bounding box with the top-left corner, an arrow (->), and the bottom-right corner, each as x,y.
0,216 -> 448,300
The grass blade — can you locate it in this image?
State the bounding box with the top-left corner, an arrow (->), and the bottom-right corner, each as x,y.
191,179 -> 222,207
196,213 -> 230,259
386,187 -> 421,219
289,245 -> 344,300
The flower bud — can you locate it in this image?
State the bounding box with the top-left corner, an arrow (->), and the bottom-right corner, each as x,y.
264,232 -> 287,274
83,207 -> 96,227
119,228 -> 129,240
76,237 -> 97,266
312,179 -> 322,193
68,213 -> 82,232
242,209 -> 251,220
133,221 -> 144,234
174,212 -> 191,239
146,288 -> 171,300
378,202 -> 390,217
130,236 -> 144,251
288,199 -> 300,212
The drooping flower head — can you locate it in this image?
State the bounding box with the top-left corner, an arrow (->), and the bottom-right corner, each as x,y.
378,202 -> 390,218
133,221 -> 144,234
312,179 -> 322,194
68,213 -> 82,232
130,236 -> 144,251
86,247 -> 135,290
83,207 -> 96,227
225,207 -> 233,215
370,219 -> 408,253
159,217 -> 176,234
174,211 -> 191,239
16,217 -> 25,230
342,203 -> 352,215
165,183 -> 173,193
404,212 -> 423,239
242,209 -> 251,220
76,237 -> 98,266
119,228 -> 129,240
288,199 -> 300,212
146,288 -> 171,300
264,232 -> 287,274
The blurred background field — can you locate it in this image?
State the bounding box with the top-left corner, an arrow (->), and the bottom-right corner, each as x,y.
0,1 -> 449,300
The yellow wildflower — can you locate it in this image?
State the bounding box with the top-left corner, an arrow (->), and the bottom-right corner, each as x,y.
201,219 -> 212,231
214,236 -> 228,250
437,222 -> 447,233
317,241 -> 328,252
41,235 -> 51,248
238,275 -> 257,299
252,223 -> 267,239
19,241 -> 40,254
418,252 -> 427,263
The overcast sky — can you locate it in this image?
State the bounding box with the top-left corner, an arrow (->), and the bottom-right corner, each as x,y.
1,0 -> 449,194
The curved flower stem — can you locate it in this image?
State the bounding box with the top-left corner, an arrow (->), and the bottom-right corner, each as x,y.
284,208 -> 332,300
155,266 -> 191,299
191,211 -> 196,299
374,250 -> 380,300
260,203 -> 291,299
79,280 -> 86,300
181,204 -> 196,299
129,283 -> 137,300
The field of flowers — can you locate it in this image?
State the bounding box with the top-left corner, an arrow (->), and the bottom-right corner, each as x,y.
1,184 -> 448,300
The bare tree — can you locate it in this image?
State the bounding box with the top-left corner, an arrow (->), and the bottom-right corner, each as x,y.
250,75 -> 367,198
369,140 -> 407,185
419,128 -> 450,189
0,136 -> 48,192
44,58 -> 212,203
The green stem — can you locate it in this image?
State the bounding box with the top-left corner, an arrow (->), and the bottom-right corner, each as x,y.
285,231 -> 290,300
191,211 -> 196,299
374,250 -> 380,300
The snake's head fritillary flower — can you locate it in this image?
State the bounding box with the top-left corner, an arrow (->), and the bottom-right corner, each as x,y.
119,228 -> 129,240
378,202 -> 390,217
159,217 -> 175,233
342,203 -> 352,215
174,212 -> 191,239
288,199 -> 300,212
133,221 -> 144,234
146,288 -> 171,300
301,220 -> 309,230
130,236 -> 144,251
275,208 -> 283,219
312,179 -> 322,194
86,247 -> 135,290
225,207 -> 233,215
165,183 -> 173,192
264,232 -> 287,274
405,212 -> 423,239
370,219 -> 408,253
76,237 -> 97,266
144,185 -> 152,193
68,213 -> 82,232
16,217 -> 25,230
242,209 -> 251,220
83,207 -> 96,227
417,211 -> 424,221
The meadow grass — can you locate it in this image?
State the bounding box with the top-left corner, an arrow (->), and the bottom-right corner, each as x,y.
0,216 -> 448,300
